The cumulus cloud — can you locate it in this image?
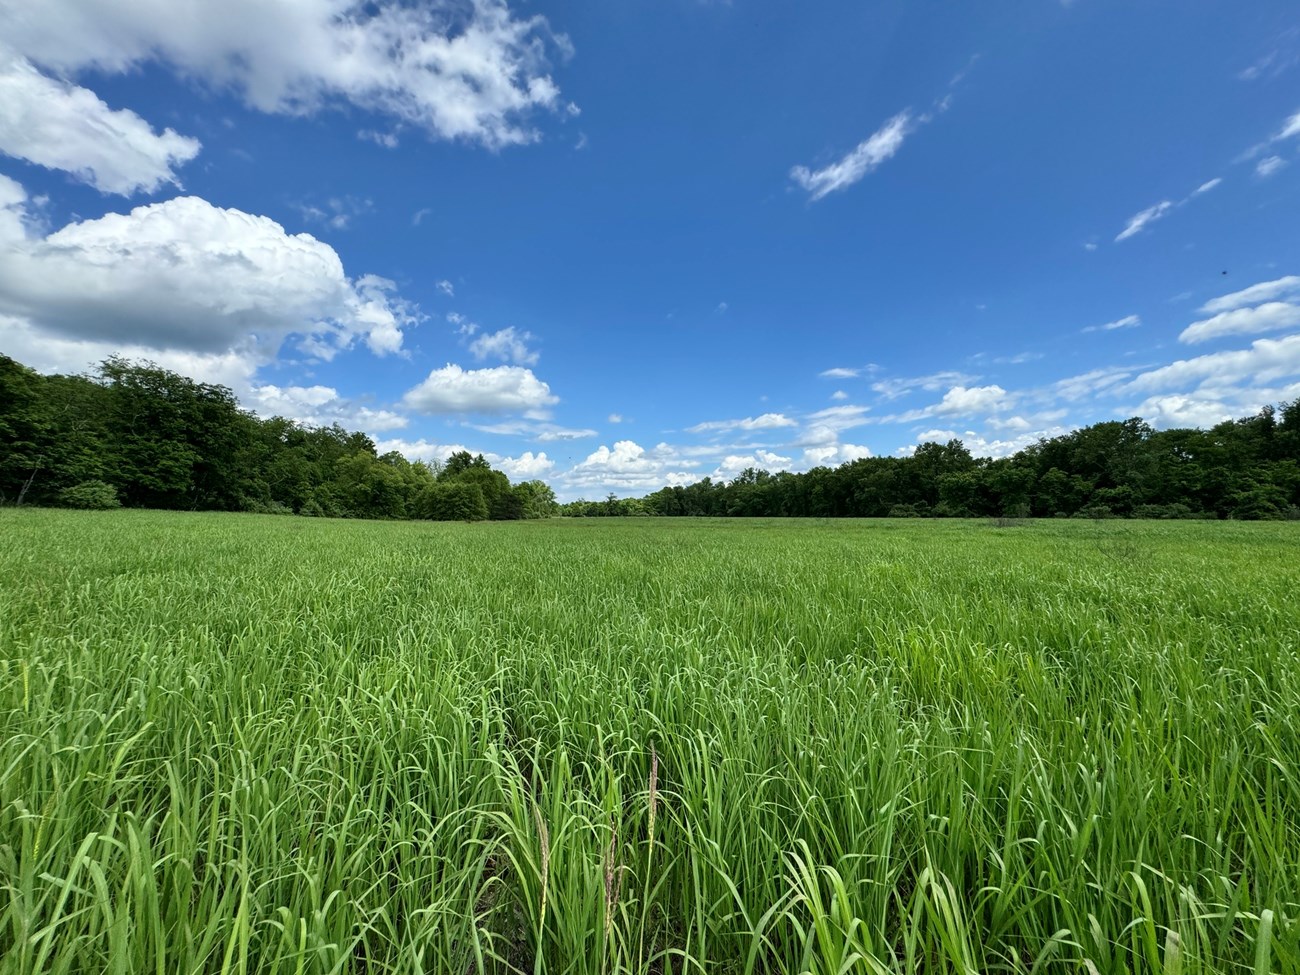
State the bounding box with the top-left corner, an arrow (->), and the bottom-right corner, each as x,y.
1180,302 -> 1300,344
0,184 -> 416,376
790,110 -> 915,200
801,442 -> 872,466
712,449 -> 794,479
686,413 -> 797,434
402,363 -> 558,414
563,440 -> 698,492
0,54 -> 200,195
1115,200 -> 1173,242
1082,314 -> 1141,334
496,450 -> 554,478
932,384 -> 1007,415
469,326 -> 539,365
247,383 -> 407,431
0,0 -> 571,149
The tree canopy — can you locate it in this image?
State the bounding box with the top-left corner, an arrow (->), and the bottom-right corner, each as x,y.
0,355 -> 557,521
564,411 -> 1300,521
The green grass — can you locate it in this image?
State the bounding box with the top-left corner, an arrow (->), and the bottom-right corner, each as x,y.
1,509 -> 1297,975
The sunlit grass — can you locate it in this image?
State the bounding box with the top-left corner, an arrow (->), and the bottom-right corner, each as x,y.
1,509 -> 1296,974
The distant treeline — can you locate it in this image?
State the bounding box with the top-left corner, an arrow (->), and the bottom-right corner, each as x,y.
0,355 -> 556,520
564,406 -> 1300,520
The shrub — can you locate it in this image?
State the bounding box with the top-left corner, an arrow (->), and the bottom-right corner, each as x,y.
58,480 -> 121,510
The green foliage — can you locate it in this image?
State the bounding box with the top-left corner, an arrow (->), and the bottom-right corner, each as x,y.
56,479 -> 120,509
0,355 -> 544,521
1,511 -> 1297,974
417,481 -> 490,521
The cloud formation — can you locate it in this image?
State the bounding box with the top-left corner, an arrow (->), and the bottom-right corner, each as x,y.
469,326 -> 539,365
686,413 -> 797,434
0,54 -> 201,195
403,363 -> 558,414
0,0 -> 571,149
791,110 -> 914,200
0,182 -> 416,376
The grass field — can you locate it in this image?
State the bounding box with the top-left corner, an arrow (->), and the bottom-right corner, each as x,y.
0,510 -> 1297,975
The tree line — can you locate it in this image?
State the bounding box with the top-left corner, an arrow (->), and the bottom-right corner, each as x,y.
0,355 -> 557,520
563,406 -> 1300,520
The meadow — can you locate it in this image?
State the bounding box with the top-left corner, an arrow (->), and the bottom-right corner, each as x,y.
0,509 -> 1296,975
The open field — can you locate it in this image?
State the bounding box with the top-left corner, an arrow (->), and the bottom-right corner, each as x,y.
0,510 -> 1297,975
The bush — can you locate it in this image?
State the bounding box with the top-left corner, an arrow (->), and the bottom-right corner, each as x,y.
300,498 -> 326,518
58,480 -> 121,510
887,503 -> 922,518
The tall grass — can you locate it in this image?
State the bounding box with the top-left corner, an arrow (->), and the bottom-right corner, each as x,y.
0,509 -> 1296,974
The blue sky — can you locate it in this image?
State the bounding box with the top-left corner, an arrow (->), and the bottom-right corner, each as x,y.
2,0 -> 1299,499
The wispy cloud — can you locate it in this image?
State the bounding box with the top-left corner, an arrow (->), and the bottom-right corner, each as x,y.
1082,313 -> 1141,333
1256,155 -> 1287,178
790,110 -> 915,201
819,366 -> 860,379
1115,200 -> 1173,242
1200,275 -> 1300,313
1114,177 -> 1221,243
687,413 -> 798,434
871,370 -> 978,399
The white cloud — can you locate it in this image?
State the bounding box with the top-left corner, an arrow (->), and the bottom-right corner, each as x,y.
820,366 -> 860,379
563,440 -> 698,492
687,412 -> 797,434
0,54 -> 200,195
468,419 -> 596,441
358,129 -> 399,149
0,185 -> 416,374
608,413 -> 623,423
469,326 -> 539,365
403,363 -> 558,414
1122,334 -> 1300,394
1082,313 -> 1141,334
1256,155 -> 1287,178
1131,394 -> 1239,429
1192,178 -> 1222,195
871,370 -> 978,399
294,195 -> 372,230
831,390 -> 848,401
791,110 -> 915,200
247,383 -> 407,432
932,384 -> 1007,415
374,438 -> 470,465
496,450 -> 554,478
1051,366 -> 1134,401
0,0 -> 571,149
437,279 -> 455,295
1083,242 -> 1098,251
1200,275 -> 1300,313
712,450 -> 793,478
1180,301 -> 1300,344
1275,108 -> 1300,142
1115,200 -> 1173,242
801,442 -> 872,466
